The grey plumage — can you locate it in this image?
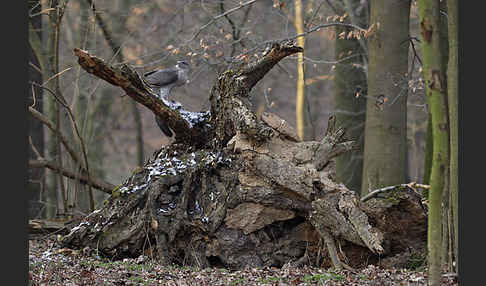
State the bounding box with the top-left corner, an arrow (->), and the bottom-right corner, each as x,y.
144,60 -> 190,100
144,60 -> 190,137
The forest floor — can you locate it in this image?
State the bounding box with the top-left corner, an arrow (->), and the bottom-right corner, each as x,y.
29,234 -> 458,286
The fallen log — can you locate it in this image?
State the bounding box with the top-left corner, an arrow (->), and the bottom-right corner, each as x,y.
60,42 -> 427,270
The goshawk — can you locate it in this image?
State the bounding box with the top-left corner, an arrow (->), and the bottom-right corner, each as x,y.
144,60 -> 190,100
144,61 -> 190,137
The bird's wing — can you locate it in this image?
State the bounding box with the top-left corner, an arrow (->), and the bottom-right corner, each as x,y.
154,115 -> 173,137
144,67 -> 179,87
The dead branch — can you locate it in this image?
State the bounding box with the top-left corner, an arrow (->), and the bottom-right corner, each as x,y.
361,182 -> 430,202
32,82 -> 96,210
85,0 -> 145,165
187,0 -> 260,44
29,159 -> 115,194
29,106 -> 82,168
73,48 -> 208,145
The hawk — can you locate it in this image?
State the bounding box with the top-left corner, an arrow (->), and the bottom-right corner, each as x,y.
144,61 -> 190,137
144,60 -> 190,100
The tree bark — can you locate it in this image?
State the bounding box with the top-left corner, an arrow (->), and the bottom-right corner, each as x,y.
28,0 -> 45,219
418,0 -> 450,284
294,0 -> 314,141
60,42 -> 427,270
333,0 -> 367,195
447,0 -> 459,274
361,0 -> 410,197
43,0 -> 63,218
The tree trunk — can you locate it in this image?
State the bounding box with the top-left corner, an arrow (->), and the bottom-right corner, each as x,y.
85,0 -> 146,167
438,0 -> 452,271
447,0 -> 459,274
333,0 -> 368,195
59,44 -> 427,271
28,1 -> 45,219
294,0 -> 314,141
43,0 -> 62,218
417,0 -> 450,285
423,115 -> 433,185
361,0 -> 410,197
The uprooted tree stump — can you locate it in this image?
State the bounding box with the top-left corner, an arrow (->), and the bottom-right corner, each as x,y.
61,42 -> 427,270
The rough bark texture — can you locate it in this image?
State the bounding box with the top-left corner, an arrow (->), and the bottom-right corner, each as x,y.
60,42 -> 427,270
361,0 -> 410,196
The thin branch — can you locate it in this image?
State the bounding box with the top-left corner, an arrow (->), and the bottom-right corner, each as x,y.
324,0 -> 339,14
31,82 -> 94,206
30,85 -> 37,108
42,67 -> 73,87
29,61 -> 43,75
306,0 -> 325,28
85,0 -> 123,62
232,22 -> 367,61
29,106 -> 82,172
186,0 -> 260,44
86,0 -> 144,165
29,136 -> 42,159
237,3 -> 253,47
296,53 -> 366,65
29,159 -> 115,194
361,182 -> 430,202
408,36 -> 423,66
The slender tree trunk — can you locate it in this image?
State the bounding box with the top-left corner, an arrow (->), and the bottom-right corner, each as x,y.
418,0 -> 450,285
361,0 -> 410,196
438,0 -> 452,271
447,0 -> 459,273
294,0 -> 314,141
71,0 -> 96,214
334,0 -> 367,194
86,0 -> 145,166
28,1 -> 45,219
43,0 -> 62,218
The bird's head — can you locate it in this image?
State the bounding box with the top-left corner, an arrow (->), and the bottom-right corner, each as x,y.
176,60 -> 190,71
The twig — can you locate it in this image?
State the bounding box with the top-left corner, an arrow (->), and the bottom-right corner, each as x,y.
86,0 -> 145,166
361,182 -> 430,202
41,67 -> 72,87
324,0 -> 339,14
29,136 -> 42,159
30,84 -> 36,108
306,0 -> 325,28
408,36 -> 423,66
220,0 -> 253,56
29,106 -> 83,173
186,0 -> 260,44
31,82 -> 95,210
231,22 -> 367,61
29,159 -> 115,194
29,61 -> 43,74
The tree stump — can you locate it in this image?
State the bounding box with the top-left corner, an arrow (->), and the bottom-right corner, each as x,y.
61,42 -> 427,270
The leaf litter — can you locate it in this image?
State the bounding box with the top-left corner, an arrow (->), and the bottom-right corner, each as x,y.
29,234 -> 458,285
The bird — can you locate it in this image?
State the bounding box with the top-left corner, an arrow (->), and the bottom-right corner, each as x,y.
144,60 -> 190,101
143,61 -> 190,137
